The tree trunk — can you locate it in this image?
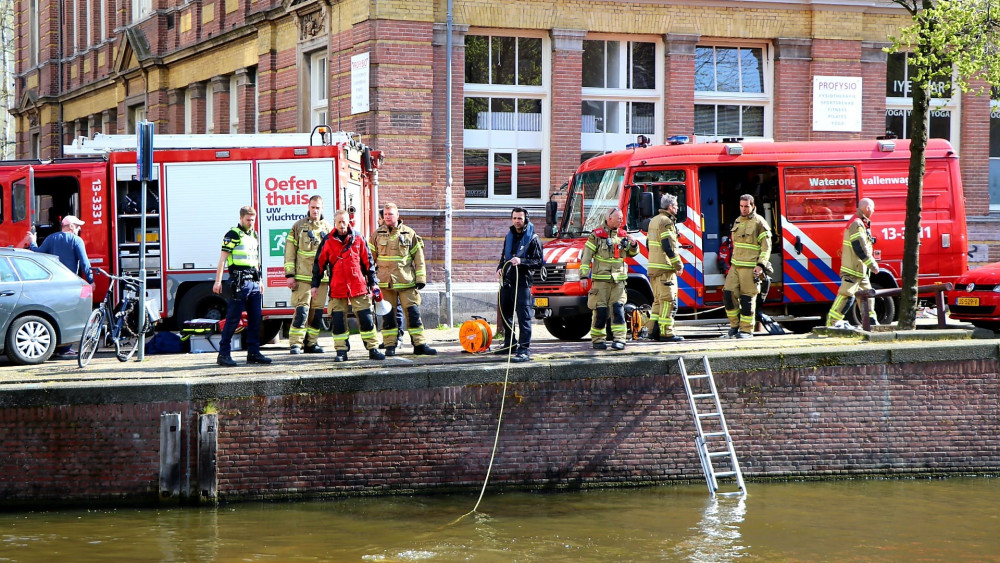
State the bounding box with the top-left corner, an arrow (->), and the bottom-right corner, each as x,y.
898,75 -> 929,330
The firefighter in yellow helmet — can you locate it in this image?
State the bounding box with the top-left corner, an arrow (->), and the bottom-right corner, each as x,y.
284,195 -> 332,354
643,192 -> 684,343
580,207 -> 639,350
722,194 -> 772,338
827,198 -> 879,329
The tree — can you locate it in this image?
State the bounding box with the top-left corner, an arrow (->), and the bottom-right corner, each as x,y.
888,0 -> 1000,329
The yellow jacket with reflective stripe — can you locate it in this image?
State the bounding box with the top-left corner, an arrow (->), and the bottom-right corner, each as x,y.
646,210 -> 683,278
729,213 -> 771,269
840,215 -> 877,279
580,222 -> 639,282
369,221 -> 426,289
284,216 -> 332,283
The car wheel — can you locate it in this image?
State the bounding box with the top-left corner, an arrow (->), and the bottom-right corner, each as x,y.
6,315 -> 57,365
543,314 -> 591,341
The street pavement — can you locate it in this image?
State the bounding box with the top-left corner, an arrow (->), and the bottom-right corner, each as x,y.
1,313 -> 986,386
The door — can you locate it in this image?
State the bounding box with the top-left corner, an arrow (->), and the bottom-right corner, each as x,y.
0,257 -> 23,337
10,166 -> 34,245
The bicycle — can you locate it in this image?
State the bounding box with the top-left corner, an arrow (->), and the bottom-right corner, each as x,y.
78,268 -> 157,367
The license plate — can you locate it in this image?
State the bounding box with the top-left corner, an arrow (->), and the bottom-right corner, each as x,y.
534,297 -> 549,307
956,297 -> 979,306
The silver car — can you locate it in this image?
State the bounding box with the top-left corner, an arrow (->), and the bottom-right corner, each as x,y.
0,248 -> 93,364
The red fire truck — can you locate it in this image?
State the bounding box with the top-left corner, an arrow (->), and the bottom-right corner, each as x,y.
534,138 -> 969,340
0,131 -> 382,340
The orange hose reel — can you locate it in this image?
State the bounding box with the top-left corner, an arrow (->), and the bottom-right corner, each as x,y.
459,316 -> 494,353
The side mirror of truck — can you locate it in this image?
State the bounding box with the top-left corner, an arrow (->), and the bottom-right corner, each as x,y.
545,200 -> 558,226
640,191 -> 655,218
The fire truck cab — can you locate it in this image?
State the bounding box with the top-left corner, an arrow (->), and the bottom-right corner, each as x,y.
534,138 -> 968,340
0,131 -> 382,340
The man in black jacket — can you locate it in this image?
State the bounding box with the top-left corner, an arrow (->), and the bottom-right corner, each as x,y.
496,207 -> 543,362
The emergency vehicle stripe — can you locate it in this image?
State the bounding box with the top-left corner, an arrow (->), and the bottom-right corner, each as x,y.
783,258 -> 838,301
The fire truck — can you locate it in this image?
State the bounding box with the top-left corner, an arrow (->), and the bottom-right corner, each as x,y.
0,130 -> 382,341
534,137 -> 969,340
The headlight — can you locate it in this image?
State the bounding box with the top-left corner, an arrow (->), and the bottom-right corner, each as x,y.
565,268 -> 580,282
993,284 -> 1000,293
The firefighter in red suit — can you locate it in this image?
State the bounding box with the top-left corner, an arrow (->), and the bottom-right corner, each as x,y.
311,209 -> 384,362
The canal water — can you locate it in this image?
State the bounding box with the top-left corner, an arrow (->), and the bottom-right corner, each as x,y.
3,478 -> 998,562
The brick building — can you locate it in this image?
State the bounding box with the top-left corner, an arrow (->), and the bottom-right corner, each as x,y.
10,0 -> 1000,289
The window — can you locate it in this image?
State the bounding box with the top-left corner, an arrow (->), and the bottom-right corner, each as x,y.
184,88 -> 193,134
581,39 -> 660,154
0,259 -> 16,283
631,169 -> 688,223
205,82 -> 215,134
230,75 -> 239,134
694,44 -> 770,140
310,52 -> 328,129
783,166 -> 858,222
464,34 -> 547,203
131,0 -> 151,22
885,52 -> 957,141
72,0 -> 79,51
12,257 -> 51,281
86,0 -> 92,47
12,179 -> 27,223
28,0 -> 39,66
127,105 -> 145,134
100,0 -> 107,40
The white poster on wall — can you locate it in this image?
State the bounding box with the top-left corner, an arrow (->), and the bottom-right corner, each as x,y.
813,76 -> 863,132
351,52 -> 370,115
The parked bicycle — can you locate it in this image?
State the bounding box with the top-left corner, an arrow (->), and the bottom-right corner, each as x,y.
78,268 -> 157,367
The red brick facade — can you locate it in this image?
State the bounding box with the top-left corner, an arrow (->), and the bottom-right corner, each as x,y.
1,358 -> 998,505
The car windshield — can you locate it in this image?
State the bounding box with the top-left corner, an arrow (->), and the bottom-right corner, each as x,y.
560,168 -> 625,237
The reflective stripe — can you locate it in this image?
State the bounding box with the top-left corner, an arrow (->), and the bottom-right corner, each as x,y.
734,242 -> 760,251
731,259 -> 756,268
842,266 -> 864,278
332,332 -> 350,341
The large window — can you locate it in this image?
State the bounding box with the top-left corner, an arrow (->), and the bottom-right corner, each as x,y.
310,52 -> 328,129
581,39 -> 660,154
28,0 -> 39,66
694,44 -> 770,140
885,52 -> 957,141
464,34 -> 546,203
131,0 -> 151,22
990,91 -> 1000,211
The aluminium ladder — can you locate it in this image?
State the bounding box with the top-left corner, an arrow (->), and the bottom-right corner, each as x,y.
678,356 -> 746,497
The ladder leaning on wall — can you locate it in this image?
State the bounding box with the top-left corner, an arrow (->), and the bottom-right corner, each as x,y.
678,356 -> 747,497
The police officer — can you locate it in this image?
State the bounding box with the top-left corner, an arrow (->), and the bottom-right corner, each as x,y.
213,205 -> 272,367
827,198 -> 879,328
723,194 -> 772,339
580,207 -> 638,350
643,193 -> 684,343
370,203 -> 436,356
284,195 -> 332,354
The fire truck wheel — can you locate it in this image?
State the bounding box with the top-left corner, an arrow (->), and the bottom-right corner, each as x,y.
177,283 -> 228,327
543,314 -> 591,341
845,282 -> 897,327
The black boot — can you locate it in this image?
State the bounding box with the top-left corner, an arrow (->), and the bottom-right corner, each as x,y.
333,350 -> 348,363
413,344 -> 437,356
368,348 -> 385,361
303,344 -> 324,354
217,354 -> 237,367
385,346 -> 396,357
247,352 -> 272,365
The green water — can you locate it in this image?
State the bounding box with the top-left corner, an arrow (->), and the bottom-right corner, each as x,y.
2,478 -> 998,562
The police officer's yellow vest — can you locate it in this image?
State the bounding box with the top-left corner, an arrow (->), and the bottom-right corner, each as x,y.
223,225 -> 259,270
730,213 -> 771,269
647,210 -> 682,277
369,221 -> 426,290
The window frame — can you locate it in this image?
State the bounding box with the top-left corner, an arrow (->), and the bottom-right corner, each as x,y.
693,41 -> 773,141
581,36 -> 663,154
884,52 -> 960,144
463,31 -> 550,206
309,51 -> 329,129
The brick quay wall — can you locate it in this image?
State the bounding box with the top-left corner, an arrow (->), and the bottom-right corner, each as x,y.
2,342 -> 998,507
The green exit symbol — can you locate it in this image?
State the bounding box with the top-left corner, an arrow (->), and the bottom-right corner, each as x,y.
270,229 -> 289,257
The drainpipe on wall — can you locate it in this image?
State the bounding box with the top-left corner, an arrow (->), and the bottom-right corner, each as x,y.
443,0 -> 454,327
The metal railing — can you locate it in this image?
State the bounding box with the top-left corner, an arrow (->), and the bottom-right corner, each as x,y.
857,282 -> 953,331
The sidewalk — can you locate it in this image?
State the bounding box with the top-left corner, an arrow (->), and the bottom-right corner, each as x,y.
2,314 -> 986,387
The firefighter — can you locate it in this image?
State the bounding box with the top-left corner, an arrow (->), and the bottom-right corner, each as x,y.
370,203 -> 436,356
284,195 -> 332,355
311,209 -> 384,362
212,205 -> 272,367
723,194 -> 772,339
643,193 -> 684,343
827,198 -> 879,329
580,207 -> 639,350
